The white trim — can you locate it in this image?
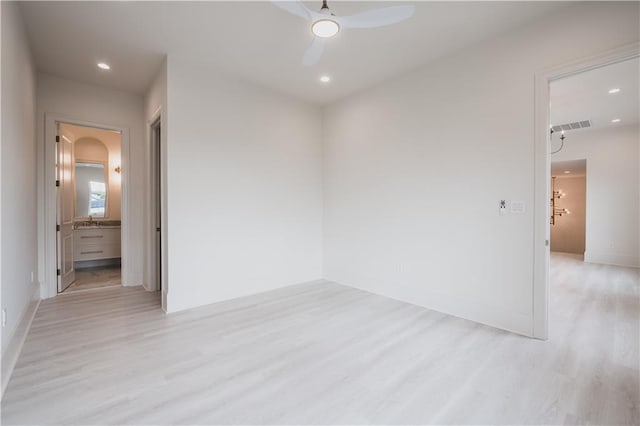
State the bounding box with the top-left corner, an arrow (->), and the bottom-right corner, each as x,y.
146,106 -> 168,313
149,106 -> 162,125
1,283 -> 40,397
336,278 -> 532,337
41,113 -> 132,299
532,42 -> 640,340
584,250 -> 640,269
147,110 -> 161,293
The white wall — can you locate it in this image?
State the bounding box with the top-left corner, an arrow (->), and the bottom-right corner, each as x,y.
144,60 -> 167,125
164,56 -> 323,313
1,0 -> 38,355
1,0 -> 3,362
553,125 -> 639,267
36,74 -> 146,288
322,2 -> 639,336
550,176 -> 586,255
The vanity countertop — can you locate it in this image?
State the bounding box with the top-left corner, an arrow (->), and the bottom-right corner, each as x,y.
75,225 -> 121,230
74,220 -> 121,230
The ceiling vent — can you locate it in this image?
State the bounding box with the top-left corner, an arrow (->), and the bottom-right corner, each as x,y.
551,120 -> 591,132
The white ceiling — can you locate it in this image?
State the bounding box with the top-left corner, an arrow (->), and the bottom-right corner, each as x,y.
550,57 -> 640,131
19,1 -> 569,105
551,159 -> 586,177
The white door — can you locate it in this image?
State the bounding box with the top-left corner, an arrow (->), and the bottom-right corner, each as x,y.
151,118 -> 162,292
57,125 -> 76,292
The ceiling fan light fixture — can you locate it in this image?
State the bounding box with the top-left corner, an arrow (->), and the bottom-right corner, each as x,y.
312,19 -> 340,38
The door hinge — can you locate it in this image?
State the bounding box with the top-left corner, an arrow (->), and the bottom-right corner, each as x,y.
56,224 -> 60,232
56,180 -> 60,187
56,135 -> 60,143
56,268 -> 61,276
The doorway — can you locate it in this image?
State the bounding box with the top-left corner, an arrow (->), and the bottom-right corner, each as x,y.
549,160 -> 586,258
41,114 -> 131,299
150,117 -> 162,292
56,123 -> 123,293
533,45 -> 640,339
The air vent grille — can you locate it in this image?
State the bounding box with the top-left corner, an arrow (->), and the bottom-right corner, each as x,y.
551,120 -> 591,132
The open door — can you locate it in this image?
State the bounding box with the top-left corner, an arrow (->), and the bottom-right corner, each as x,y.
57,124 -> 76,292
151,118 -> 162,292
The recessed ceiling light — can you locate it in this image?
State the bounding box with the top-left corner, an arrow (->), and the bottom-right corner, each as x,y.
312,19 -> 340,38
320,75 -> 331,83
97,62 -> 111,70
611,118 -> 621,123
608,88 -> 621,94
564,170 -> 571,174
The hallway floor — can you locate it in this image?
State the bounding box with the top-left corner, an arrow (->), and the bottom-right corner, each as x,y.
2,254 -> 638,424
65,265 -> 121,292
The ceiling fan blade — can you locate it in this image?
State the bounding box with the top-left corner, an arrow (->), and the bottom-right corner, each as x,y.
302,37 -> 326,66
271,1 -> 313,20
337,5 -> 415,29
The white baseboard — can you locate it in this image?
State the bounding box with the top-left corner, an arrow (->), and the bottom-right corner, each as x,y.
585,250 -> 640,268
328,278 -> 533,338
164,278 -> 326,314
1,283 -> 41,398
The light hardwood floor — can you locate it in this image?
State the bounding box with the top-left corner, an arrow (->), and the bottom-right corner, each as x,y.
1,254 -> 638,425
65,266 -> 121,292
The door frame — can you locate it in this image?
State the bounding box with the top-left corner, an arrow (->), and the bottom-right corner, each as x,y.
148,110 -> 161,292
146,106 -> 168,311
532,42 -> 639,339
41,113 -> 131,298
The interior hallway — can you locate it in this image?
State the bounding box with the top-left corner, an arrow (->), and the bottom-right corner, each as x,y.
1,254 -> 638,425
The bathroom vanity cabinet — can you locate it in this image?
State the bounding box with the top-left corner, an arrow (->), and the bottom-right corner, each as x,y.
74,227 -> 121,262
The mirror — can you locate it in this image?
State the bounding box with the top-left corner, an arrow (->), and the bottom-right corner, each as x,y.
75,162 -> 107,218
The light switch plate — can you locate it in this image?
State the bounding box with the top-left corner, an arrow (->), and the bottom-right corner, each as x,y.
500,200 -> 507,215
511,201 -> 526,214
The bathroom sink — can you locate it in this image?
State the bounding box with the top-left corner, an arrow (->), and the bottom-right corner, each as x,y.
74,221 -> 121,230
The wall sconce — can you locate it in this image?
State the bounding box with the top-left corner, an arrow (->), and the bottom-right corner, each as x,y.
114,165 -> 121,174
550,128 -> 566,155
550,176 -> 570,225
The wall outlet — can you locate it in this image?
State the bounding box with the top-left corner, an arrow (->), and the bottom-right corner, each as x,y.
500,200 -> 507,215
2,308 -> 6,327
31,271 -> 35,283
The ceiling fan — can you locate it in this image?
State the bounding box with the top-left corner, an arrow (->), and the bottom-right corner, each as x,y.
272,0 -> 415,66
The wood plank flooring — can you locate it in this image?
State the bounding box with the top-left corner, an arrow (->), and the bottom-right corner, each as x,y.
65,266 -> 121,293
1,253 -> 638,424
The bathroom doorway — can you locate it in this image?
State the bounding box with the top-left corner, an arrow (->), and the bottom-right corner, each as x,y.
56,122 -> 123,293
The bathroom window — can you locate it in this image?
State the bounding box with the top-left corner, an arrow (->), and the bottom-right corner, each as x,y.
76,161 -> 107,218
88,181 -> 106,216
